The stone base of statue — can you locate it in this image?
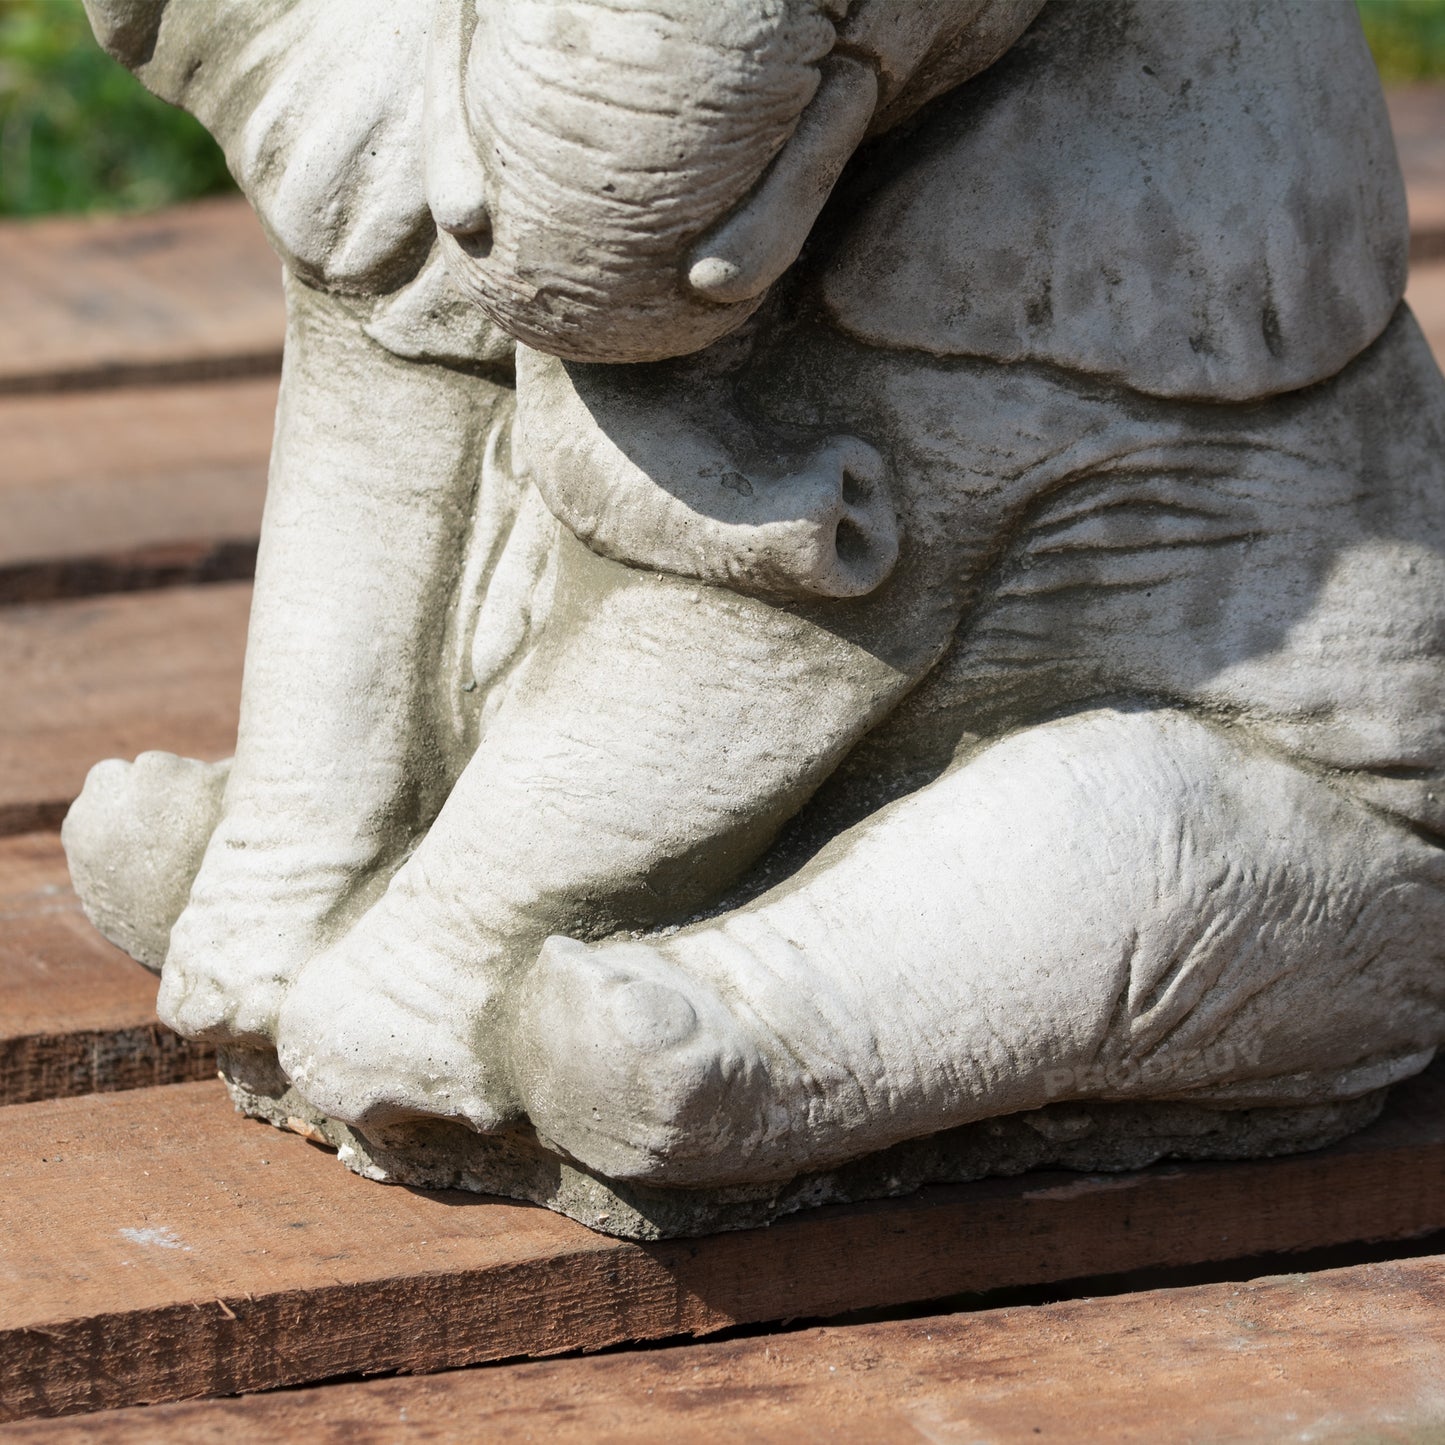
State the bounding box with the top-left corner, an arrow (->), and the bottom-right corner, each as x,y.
221,1047 -> 1385,1241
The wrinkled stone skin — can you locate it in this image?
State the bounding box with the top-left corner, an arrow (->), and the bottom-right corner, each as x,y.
64,0 -> 1445,1226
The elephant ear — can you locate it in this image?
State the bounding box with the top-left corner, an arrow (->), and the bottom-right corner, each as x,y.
820,0 -> 1409,402
841,0 -> 1047,136
83,0 -> 431,293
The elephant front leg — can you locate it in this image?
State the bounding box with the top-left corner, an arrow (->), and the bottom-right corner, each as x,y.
272,534 -> 916,1131
511,708 -> 1445,1187
154,279 -> 503,1045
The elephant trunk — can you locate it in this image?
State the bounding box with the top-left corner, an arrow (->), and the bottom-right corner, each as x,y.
432,0 -> 844,363
514,346 -> 900,601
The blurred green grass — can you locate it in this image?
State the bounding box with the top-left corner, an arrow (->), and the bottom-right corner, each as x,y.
1360,0 -> 1445,79
2,0 -> 1444,218
0,0 -> 231,217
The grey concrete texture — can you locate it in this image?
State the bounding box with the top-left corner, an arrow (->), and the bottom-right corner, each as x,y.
63,0 -> 1445,1235
219,1045 -> 1388,1241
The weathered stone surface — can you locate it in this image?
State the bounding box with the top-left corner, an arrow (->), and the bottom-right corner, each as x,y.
220,1047 -> 1387,1241
65,0 -> 1445,1233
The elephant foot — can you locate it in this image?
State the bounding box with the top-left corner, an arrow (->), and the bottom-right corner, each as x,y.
511,937 -> 777,1180
512,921 -> 905,1188
510,710 -> 1445,1190
273,880 -> 518,1133
157,785 -> 413,1047
62,751 -> 231,973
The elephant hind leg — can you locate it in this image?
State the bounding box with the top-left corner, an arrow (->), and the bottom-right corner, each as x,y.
511,708 -> 1445,1188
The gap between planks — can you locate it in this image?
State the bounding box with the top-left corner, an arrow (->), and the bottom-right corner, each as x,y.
0,832 -> 215,1106
7,1252 -> 1445,1443
0,583 -> 249,836
0,379 -> 273,605
0,200 -> 283,397
1,1061 -> 1443,1420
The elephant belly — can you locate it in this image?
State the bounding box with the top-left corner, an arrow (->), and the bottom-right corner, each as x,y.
926,306 -> 1445,839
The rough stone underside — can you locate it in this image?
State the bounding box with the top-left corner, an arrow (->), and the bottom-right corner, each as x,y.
221,1047 -> 1386,1241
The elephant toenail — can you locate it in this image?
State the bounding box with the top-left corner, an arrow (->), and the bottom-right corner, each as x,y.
604,978 -> 699,1052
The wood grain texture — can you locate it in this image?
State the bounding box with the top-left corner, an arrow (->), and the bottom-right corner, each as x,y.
0,832 -> 214,1105
10,1253 -> 1445,1443
0,200 -> 283,395
0,584 -> 248,834
0,380 -> 273,602
1,1061 -> 1443,1420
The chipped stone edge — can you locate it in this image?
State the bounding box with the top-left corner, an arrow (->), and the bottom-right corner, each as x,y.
218,1046 -> 1387,1241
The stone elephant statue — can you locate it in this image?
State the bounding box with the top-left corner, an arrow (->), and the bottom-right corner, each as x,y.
64,0 -> 1445,1229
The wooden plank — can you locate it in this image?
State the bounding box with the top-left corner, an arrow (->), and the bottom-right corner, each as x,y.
0,379 -> 272,603
0,584 -> 248,835
1407,260 -> 1445,367
0,199 -> 284,396
10,1253 -> 1445,1443
0,832 -> 214,1106
1,1061 -> 1442,1420
1388,86 -> 1445,261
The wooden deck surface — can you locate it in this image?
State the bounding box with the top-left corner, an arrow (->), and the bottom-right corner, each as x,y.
9,1254 -> 1445,1443
0,832 -> 214,1106
3,97 -> 1444,1436
4,1062 -> 1443,1420
0,586 -> 248,834
1391,86 -> 1445,256
0,200 -> 283,394
0,380 -> 271,603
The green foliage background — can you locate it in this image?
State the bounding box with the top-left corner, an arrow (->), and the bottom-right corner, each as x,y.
1360,0 -> 1445,79
1,0 -> 1443,218
0,0 -> 231,216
